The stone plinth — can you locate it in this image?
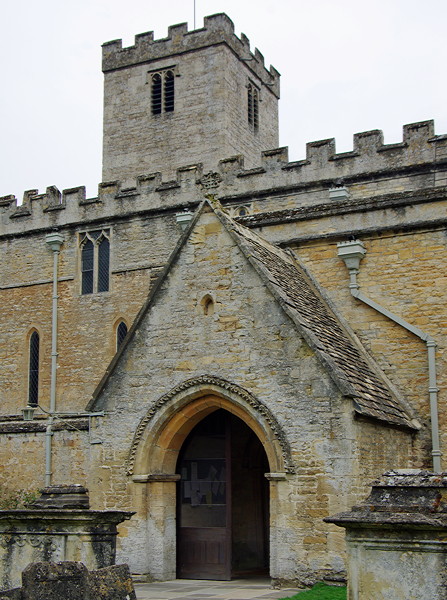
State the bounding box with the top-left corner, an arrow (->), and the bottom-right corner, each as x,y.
0,487 -> 134,591
30,485 -> 91,509
326,470 -> 447,600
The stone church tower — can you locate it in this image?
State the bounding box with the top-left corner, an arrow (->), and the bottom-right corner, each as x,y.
102,13 -> 280,182
0,12 -> 446,590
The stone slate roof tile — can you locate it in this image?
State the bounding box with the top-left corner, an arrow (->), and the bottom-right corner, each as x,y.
218,207 -> 415,430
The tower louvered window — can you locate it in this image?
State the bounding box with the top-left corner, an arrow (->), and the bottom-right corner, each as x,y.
247,83 -> 259,132
151,69 -> 175,115
116,321 -> 128,350
151,73 -> 162,115
28,331 -> 40,406
80,230 -> 110,294
164,71 -> 174,112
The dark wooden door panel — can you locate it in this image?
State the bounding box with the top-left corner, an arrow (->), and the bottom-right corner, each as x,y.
178,527 -> 230,579
177,411 -> 231,580
176,411 -> 270,579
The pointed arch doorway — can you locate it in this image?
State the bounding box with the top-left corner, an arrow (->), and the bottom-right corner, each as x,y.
128,379 -> 292,582
176,409 -> 269,580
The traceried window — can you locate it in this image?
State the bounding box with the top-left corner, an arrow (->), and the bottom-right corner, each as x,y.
151,69 -> 175,115
116,321 -> 128,350
28,331 -> 40,406
80,230 -> 110,294
247,83 -> 259,132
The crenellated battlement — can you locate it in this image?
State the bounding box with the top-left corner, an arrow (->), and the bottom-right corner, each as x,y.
102,13 -> 280,97
2,121 -> 446,237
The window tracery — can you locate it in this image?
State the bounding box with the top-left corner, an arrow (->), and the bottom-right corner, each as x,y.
151,69 -> 175,115
80,230 -> 110,294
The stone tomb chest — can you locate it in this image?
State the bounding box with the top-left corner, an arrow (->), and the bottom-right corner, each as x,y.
0,485 -> 133,591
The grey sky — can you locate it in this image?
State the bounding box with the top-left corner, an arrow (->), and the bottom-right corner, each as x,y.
1,0 -> 446,201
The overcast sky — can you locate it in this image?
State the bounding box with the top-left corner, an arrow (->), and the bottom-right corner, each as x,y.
1,0 -> 446,201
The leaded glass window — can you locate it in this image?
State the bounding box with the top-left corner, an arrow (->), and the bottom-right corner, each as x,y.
81,239 -> 94,294
28,331 -> 39,406
79,230 -> 110,294
117,321 -> 128,350
97,237 -> 110,293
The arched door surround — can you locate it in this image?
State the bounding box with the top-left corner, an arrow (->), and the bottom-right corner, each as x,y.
127,375 -> 293,478
125,376 -> 293,581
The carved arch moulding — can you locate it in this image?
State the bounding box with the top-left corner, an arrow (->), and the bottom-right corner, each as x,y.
126,375 -> 295,476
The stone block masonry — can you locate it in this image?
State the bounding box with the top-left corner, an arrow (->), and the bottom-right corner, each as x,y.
1,120 -> 445,238
84,207 -> 416,582
102,13 -> 279,182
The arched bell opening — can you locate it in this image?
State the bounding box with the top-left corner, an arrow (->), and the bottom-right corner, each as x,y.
176,409 -> 269,580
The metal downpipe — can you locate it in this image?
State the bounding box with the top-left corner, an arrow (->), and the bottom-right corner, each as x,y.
45,233 -> 64,486
338,240 -> 441,472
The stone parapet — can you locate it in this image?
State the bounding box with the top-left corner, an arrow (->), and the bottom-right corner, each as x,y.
102,13 -> 280,97
1,121 -> 446,239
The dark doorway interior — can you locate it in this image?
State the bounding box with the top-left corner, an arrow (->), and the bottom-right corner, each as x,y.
176,409 -> 269,580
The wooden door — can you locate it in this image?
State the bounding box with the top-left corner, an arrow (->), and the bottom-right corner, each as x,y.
177,412 -> 231,580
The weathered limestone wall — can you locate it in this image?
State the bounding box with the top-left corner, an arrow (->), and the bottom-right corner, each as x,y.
0,426 -> 89,491
292,228 -> 446,465
83,210 -> 414,582
0,214 -> 179,416
327,471 -> 447,600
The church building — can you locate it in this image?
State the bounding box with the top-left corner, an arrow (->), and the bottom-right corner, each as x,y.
0,13 -> 446,586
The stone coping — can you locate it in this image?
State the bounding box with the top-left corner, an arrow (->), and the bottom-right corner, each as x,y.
326,470 -> 447,530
